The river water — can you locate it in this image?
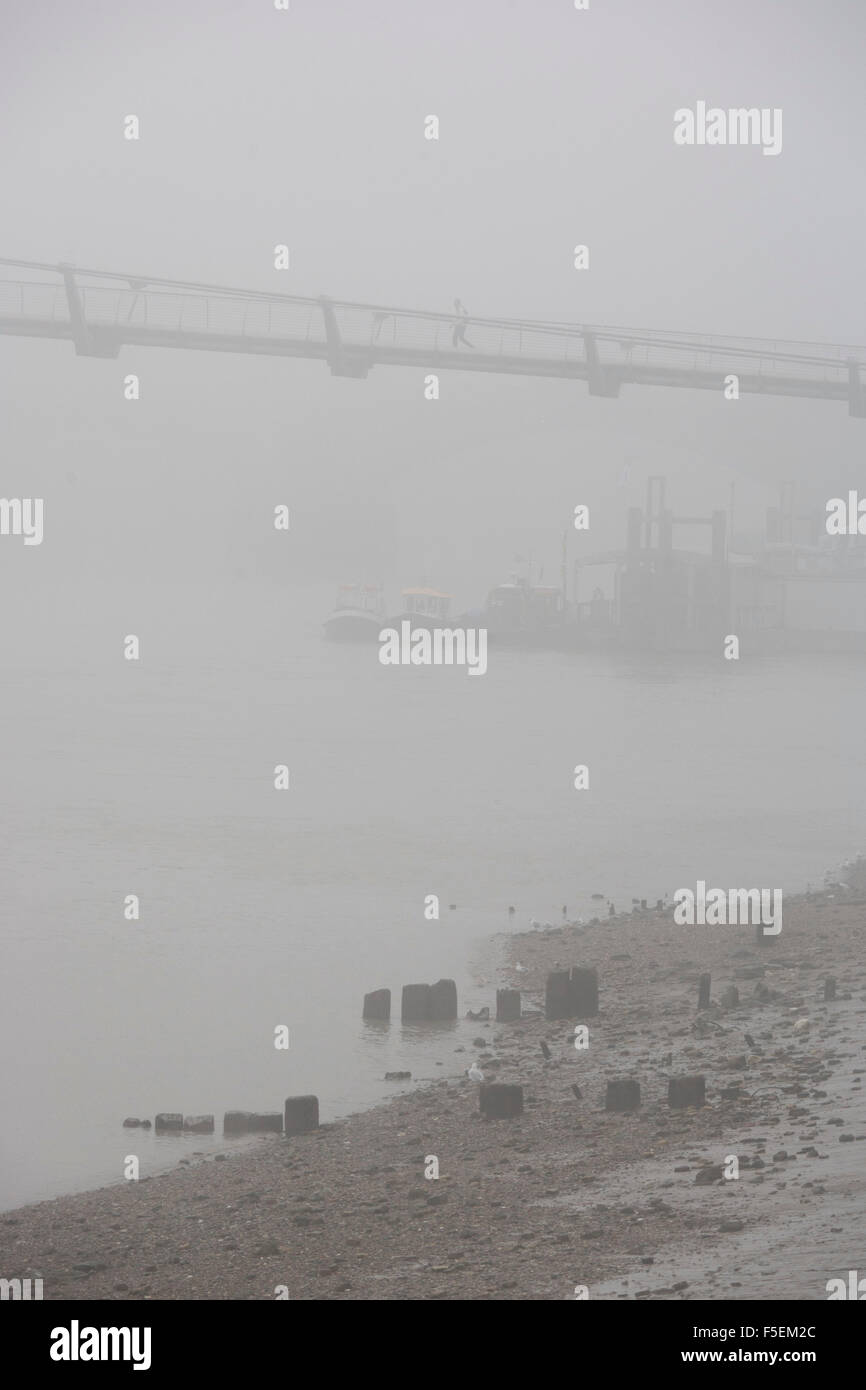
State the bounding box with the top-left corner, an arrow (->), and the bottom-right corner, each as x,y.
1,579 -> 864,1210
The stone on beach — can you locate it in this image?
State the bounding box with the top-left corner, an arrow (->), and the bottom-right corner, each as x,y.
668,1075 -> 706,1109
284,1095 -> 319,1135
605,1078 -> 641,1112
363,989 -> 391,1021
479,1082 -> 524,1118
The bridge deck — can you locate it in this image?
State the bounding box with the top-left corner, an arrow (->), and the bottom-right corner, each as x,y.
1,259 -> 863,411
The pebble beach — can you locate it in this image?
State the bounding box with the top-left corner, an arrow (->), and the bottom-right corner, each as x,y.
3,884 -> 865,1301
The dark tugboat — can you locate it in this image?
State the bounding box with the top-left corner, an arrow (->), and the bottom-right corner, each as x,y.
483,563 -> 569,648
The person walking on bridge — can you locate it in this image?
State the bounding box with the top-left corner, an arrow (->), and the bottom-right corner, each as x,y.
452,298 -> 474,348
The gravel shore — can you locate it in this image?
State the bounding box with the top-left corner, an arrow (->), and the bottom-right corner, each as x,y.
3,888 -> 865,1300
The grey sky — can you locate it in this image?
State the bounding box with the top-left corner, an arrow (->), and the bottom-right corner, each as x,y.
1,0 -> 864,595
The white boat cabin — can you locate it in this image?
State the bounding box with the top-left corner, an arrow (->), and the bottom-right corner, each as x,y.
401,588 -> 452,620
335,583 -> 385,617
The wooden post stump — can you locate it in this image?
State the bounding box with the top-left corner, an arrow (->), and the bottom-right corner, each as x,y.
571,967 -> 599,1017
546,967 -> 599,1020
284,1095 -> 319,1135
249,1113 -> 284,1133
363,989 -> 391,1020
154,1113 -> 183,1132
496,988 -> 521,1022
430,978 -> 458,1020
605,1078 -> 641,1112
668,1075 -> 706,1109
401,983 -> 432,1021
479,1083 -> 524,1118
183,1115 -> 214,1133
223,1111 -> 254,1134
545,970 -> 572,1020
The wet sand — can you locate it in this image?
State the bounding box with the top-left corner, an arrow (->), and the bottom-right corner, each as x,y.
2,888 -> 865,1300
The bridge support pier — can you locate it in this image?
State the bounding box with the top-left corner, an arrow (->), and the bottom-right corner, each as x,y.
583,331 -> 620,398
59,263 -> 92,355
58,263 -> 119,357
847,360 -> 866,418
320,295 -> 371,378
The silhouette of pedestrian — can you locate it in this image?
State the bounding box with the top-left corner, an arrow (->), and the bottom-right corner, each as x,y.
452,298 -> 474,348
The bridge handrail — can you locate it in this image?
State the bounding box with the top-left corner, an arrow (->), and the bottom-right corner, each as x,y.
0,257 -> 864,372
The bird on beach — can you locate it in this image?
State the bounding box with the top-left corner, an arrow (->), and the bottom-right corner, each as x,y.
515,961 -> 526,973
540,1041 -> 552,1060
467,1061 -> 484,1082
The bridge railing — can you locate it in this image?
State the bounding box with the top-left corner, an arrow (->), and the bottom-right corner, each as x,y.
0,263 -> 863,390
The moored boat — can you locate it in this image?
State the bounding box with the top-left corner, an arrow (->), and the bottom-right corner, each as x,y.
389,587 -> 453,629
484,569 -> 568,647
323,583 -> 386,642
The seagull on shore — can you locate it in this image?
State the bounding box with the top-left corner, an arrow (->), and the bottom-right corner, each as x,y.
515,961 -> 526,973
467,1062 -> 484,1082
